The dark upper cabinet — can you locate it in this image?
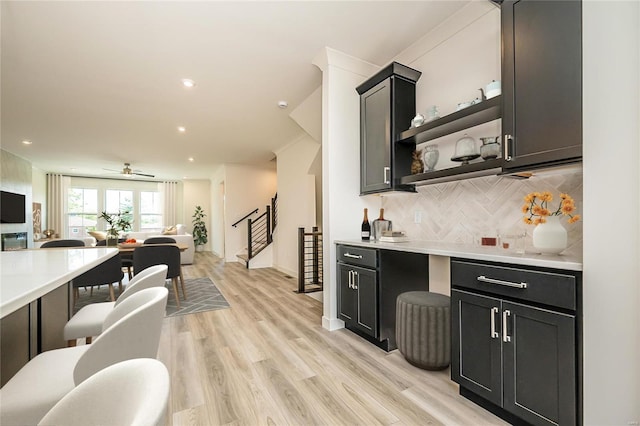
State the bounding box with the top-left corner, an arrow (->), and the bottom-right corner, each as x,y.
357,62 -> 421,194
501,0 -> 582,172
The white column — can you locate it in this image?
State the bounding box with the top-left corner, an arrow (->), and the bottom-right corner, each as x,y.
582,1 -> 640,424
312,47 -> 381,330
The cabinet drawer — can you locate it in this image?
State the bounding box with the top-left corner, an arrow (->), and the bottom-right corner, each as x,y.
451,260 -> 576,311
337,245 -> 377,269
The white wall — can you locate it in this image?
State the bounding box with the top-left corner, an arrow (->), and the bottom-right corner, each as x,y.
209,165 -> 226,258
183,179 -> 212,251
582,1 -> 640,424
223,163 -> 277,262
274,135 -> 320,276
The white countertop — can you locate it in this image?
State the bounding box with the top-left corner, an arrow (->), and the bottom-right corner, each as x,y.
334,239 -> 583,271
0,248 -> 119,318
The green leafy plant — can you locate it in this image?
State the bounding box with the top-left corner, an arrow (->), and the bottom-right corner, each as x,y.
99,210 -> 132,238
192,206 -> 208,246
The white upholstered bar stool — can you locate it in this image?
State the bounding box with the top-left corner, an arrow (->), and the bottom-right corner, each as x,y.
0,287 -> 168,426
38,358 -> 170,426
64,264 -> 168,346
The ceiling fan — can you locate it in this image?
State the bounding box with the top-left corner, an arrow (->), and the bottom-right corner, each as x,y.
103,163 -> 155,178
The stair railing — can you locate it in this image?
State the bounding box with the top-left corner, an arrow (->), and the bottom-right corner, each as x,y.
271,193 -> 278,231
232,208 -> 259,228
297,226 -> 323,293
247,206 -> 271,260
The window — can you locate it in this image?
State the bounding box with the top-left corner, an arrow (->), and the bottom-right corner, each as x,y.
67,188 -> 98,238
66,182 -> 162,238
140,191 -> 162,230
104,190 -> 133,215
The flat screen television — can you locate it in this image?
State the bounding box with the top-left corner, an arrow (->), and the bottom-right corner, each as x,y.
1,190 -> 26,223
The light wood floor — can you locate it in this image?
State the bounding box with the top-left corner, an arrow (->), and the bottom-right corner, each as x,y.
158,252 -> 509,426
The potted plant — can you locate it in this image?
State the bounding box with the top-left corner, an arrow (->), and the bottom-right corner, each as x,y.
99,210 -> 132,246
192,206 -> 208,251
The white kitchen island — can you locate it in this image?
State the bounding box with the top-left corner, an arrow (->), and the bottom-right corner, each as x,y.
0,247 -> 118,386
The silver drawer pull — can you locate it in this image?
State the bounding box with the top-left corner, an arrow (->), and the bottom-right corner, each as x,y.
503,310 -> 511,342
477,275 -> 528,289
344,253 -> 363,259
490,307 -> 499,339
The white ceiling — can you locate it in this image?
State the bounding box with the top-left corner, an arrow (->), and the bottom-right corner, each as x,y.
1,1 -> 470,181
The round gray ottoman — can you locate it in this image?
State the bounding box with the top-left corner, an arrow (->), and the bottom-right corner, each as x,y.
396,291 -> 451,370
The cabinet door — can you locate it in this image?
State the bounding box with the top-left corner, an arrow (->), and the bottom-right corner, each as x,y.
451,290 -> 503,407
354,267 -> 378,337
337,264 -> 356,325
502,301 -> 576,426
502,0 -> 582,171
360,79 -> 391,194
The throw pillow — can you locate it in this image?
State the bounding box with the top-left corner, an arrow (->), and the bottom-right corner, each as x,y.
162,226 -> 177,235
175,224 -> 186,235
88,230 -> 107,241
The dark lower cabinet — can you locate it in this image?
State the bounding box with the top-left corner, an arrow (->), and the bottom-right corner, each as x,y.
502,301 -> 576,425
451,259 -> 580,426
337,244 -> 429,351
338,263 -> 378,337
453,290 -> 576,425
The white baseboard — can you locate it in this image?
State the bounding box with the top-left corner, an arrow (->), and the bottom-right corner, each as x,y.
322,316 -> 345,331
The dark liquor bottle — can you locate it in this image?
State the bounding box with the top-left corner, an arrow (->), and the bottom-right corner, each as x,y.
361,208 -> 371,241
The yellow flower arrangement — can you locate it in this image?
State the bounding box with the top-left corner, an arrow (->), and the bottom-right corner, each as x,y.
522,191 -> 580,225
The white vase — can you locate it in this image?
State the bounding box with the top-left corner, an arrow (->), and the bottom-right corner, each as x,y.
532,215 -> 567,254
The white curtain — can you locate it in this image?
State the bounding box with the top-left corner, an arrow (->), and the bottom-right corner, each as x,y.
162,181 -> 177,226
46,174 -> 69,237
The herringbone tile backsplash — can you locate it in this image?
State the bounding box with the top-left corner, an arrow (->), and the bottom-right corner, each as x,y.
381,170 -> 583,257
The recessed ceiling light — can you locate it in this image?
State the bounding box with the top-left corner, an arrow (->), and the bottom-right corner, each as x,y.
188,157 -> 195,162
277,100 -> 288,109
21,140 -> 32,145
177,126 -> 186,133
181,79 -> 195,88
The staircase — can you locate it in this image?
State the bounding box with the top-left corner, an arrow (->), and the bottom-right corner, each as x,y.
236,194 -> 277,268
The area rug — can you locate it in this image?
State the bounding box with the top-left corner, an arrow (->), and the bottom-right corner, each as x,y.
73,277 -> 230,317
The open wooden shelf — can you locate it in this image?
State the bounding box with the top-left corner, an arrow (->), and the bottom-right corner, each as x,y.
400,158 -> 503,186
397,95 -> 502,146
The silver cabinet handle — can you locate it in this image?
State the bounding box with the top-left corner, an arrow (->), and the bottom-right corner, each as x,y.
490,307 -> 499,339
477,275 -> 527,289
383,166 -> 390,184
353,270 -> 358,290
504,134 -> 513,161
348,270 -> 353,289
502,310 -> 511,342
344,253 -> 363,259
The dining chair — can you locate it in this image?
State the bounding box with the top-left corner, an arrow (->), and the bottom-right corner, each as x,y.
37,358 -> 170,426
72,253 -> 124,302
64,264 -> 168,346
40,239 -> 85,248
133,245 -> 186,308
143,236 -> 176,244
96,239 -> 133,279
0,287 -> 169,426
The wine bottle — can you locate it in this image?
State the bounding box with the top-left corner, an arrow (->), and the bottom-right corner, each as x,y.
361,208 -> 371,241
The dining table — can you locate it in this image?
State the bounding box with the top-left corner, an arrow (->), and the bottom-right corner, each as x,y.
116,242 -> 188,253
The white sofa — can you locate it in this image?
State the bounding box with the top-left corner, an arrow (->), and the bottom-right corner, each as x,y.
126,225 -> 195,265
